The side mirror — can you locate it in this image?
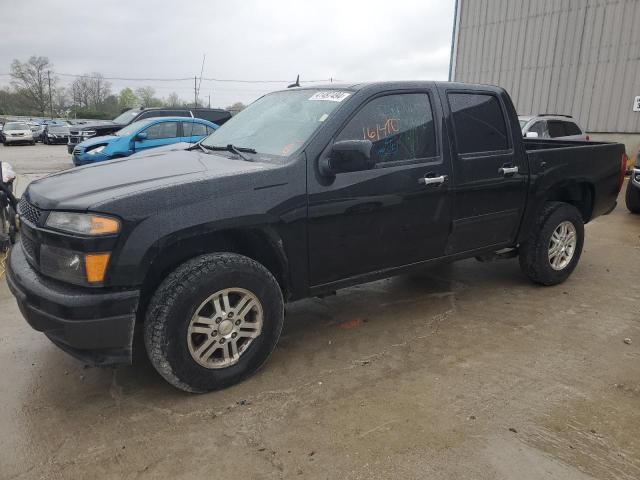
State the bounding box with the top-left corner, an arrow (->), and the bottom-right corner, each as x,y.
135,132 -> 148,141
525,131 -> 539,138
320,140 -> 374,176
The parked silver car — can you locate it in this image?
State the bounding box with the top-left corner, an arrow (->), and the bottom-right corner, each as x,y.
519,114 -> 588,141
2,122 -> 35,145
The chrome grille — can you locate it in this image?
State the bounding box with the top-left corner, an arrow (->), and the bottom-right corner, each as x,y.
18,198 -> 43,226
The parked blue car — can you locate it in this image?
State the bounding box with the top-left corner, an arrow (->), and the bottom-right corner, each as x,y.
72,117 -> 218,166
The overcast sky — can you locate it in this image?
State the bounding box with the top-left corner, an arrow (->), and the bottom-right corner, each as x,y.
0,0 -> 455,108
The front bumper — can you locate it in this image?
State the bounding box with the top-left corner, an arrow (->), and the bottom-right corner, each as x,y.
46,136 -> 69,144
6,244 -> 140,365
5,136 -> 33,144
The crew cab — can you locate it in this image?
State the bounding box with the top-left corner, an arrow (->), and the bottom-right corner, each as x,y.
67,107 -> 232,153
6,82 -> 626,393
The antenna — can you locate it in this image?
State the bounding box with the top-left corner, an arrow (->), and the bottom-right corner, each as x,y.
287,74 -> 300,88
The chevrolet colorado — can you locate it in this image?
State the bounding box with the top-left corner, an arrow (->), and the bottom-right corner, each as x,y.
6,82 -> 627,392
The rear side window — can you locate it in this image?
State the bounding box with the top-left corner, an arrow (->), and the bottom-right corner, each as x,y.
336,93 -> 437,164
448,93 -> 509,154
142,121 -> 179,140
183,122 -> 208,137
565,122 -> 582,136
547,121 -> 566,138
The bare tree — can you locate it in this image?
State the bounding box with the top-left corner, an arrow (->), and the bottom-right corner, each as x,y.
10,56 -> 56,116
87,73 -> 111,107
225,102 -> 247,115
166,92 -> 181,107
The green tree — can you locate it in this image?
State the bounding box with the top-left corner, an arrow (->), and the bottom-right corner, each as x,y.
118,87 -> 138,109
135,86 -> 162,108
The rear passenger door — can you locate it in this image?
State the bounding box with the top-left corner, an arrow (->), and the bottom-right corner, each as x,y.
439,88 -> 527,254
307,89 -> 453,286
182,121 -> 210,143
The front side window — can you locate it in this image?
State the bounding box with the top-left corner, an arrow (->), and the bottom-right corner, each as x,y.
142,122 -> 179,140
336,93 -> 437,164
448,93 -> 509,154
201,89 -> 349,157
529,121 -> 548,138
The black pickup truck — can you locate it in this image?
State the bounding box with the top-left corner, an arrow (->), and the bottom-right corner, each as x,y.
6,82 -> 626,392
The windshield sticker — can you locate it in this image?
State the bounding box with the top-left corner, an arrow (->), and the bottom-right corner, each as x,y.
318,113 -> 329,122
308,91 -> 351,102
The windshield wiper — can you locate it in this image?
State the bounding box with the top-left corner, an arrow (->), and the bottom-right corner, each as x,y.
202,144 -> 257,161
186,142 -> 208,153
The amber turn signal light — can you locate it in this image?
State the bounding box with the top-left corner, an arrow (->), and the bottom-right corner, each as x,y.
85,253 -> 111,283
90,216 -> 120,235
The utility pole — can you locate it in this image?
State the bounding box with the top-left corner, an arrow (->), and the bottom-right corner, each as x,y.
47,70 -> 53,119
208,93 -> 211,108
194,76 -> 198,107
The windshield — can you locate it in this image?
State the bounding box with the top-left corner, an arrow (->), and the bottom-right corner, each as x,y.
201,89 -> 351,157
113,109 -> 141,125
5,122 -> 29,130
114,119 -> 155,137
49,125 -> 69,133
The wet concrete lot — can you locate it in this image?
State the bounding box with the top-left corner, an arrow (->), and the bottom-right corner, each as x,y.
1,144 -> 639,479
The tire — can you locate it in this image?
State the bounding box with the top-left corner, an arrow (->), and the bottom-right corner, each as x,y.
625,180 -> 640,214
519,202 -> 584,286
144,253 -> 284,393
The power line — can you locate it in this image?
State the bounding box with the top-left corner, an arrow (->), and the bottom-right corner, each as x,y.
0,72 -> 337,83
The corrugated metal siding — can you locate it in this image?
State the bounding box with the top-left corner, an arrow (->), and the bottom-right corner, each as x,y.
453,0 -> 640,133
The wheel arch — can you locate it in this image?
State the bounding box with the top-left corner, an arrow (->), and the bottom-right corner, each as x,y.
545,180 -> 595,222
137,226 -> 290,319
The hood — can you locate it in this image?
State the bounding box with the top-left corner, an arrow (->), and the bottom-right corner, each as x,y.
25,147 -> 276,211
70,122 -> 121,132
77,135 -> 119,149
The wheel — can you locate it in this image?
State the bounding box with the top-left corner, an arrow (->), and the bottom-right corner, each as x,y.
31,141 -> 35,146
625,180 -> 640,214
518,202 -> 584,285
144,253 -> 284,393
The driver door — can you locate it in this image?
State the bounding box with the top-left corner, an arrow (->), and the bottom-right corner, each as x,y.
134,121 -> 181,152
307,90 -> 453,287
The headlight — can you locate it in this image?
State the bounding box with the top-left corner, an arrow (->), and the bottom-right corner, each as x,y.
82,130 -> 96,137
45,212 -> 120,236
40,245 -> 111,285
87,145 -> 106,155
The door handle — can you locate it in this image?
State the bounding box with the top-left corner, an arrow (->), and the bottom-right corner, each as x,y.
418,175 -> 447,186
499,166 -> 519,177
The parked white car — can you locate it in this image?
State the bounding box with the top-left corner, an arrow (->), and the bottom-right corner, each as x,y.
2,122 -> 35,146
519,114 -> 588,141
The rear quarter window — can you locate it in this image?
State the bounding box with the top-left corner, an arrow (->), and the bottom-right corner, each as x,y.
448,93 -> 509,154
547,121 -> 566,138
564,122 -> 582,136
